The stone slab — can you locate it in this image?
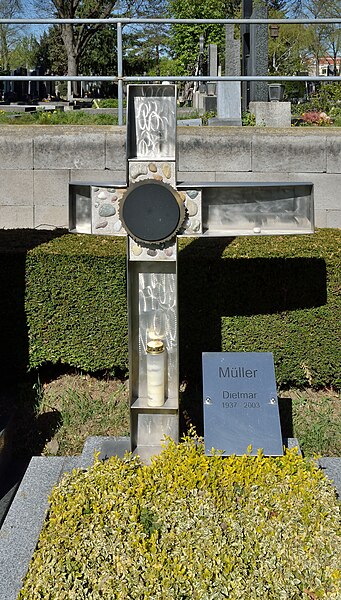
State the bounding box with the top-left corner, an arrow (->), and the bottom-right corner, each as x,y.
314,209 -> 327,228
318,458 -> 341,498
252,132 -> 327,173
105,128 -> 126,171
216,81 -> 242,121
0,457 -> 68,600
70,169 -> 127,183
326,210 -> 341,228
34,205 -> 68,229
249,101 -> 291,128
178,129 -> 252,172
34,129 -> 106,170
33,170 -> 69,206
0,205 -> 33,228
0,131 -> 33,169
0,171 -> 33,206
177,119 -> 202,127
79,436 -> 131,470
326,135 -> 341,173
208,117 -> 242,126
0,105 -> 37,112
177,171 -> 216,182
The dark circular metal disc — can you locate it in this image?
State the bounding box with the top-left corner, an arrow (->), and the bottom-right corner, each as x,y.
120,180 -> 183,244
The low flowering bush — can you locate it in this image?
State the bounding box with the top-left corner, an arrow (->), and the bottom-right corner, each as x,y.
301,111 -> 332,125
19,435 -> 341,599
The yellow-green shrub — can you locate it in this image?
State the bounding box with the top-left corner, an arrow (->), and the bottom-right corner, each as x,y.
19,436 -> 341,599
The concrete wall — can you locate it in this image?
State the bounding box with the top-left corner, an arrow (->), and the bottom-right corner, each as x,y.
0,126 -> 340,229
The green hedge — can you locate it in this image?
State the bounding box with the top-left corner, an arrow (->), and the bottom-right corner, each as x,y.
26,234 -> 128,374
25,229 -> 340,388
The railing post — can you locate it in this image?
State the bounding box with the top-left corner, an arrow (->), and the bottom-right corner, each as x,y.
117,22 -> 123,126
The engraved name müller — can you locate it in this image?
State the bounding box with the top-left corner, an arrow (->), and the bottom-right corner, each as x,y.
219,367 -> 258,378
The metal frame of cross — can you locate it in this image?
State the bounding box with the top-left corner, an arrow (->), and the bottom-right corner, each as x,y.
69,84 -> 314,462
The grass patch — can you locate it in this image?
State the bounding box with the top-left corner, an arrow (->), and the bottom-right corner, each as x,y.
289,389 -> 341,457
18,435 -> 341,600
0,109 -> 118,125
8,374 -> 339,460
35,374 -> 130,456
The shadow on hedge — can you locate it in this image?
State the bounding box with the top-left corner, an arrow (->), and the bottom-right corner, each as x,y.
178,237 -> 327,437
0,230 -> 67,488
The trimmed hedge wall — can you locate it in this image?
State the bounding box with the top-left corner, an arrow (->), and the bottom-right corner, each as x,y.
26,235 -> 128,374
25,230 -> 340,389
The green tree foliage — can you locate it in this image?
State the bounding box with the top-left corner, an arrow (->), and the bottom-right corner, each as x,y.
35,27 -> 67,74
34,0 -> 121,96
123,0 -> 170,76
8,34 -> 40,70
0,0 -> 22,71
167,0 -> 240,75
268,20 -> 312,75
298,0 -> 340,76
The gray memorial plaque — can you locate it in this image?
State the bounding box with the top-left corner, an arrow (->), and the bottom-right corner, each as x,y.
203,352 -> 283,456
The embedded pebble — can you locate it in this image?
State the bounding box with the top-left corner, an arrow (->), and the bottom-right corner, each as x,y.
107,188 -> 116,193
130,164 -> 148,180
113,220 -> 122,232
147,249 -> 158,257
153,174 -> 163,182
164,247 -> 174,257
94,202 -> 99,208
186,199 -> 198,217
148,163 -> 157,173
98,191 -> 107,200
95,220 -> 108,229
189,218 -> 200,232
93,187 -> 99,192
132,244 -> 143,256
162,163 -> 171,179
99,204 -> 116,218
187,190 -> 199,199
110,194 -> 118,202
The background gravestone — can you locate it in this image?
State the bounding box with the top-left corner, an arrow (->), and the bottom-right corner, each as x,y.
242,0 -> 268,111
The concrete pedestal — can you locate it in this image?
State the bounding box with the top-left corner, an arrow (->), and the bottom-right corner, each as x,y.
249,101 -> 292,128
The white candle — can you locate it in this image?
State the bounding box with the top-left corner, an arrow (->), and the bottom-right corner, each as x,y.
147,340 -> 165,407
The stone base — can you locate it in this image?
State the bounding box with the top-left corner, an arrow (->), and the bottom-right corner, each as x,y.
208,117 -> 242,126
177,118 -> 202,127
249,101 -> 292,128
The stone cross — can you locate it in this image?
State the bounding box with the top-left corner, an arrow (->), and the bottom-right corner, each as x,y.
69,84 -> 314,462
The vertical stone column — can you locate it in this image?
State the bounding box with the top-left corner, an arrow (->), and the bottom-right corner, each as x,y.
213,24 -> 241,125
250,1 -> 268,103
242,0 -> 268,110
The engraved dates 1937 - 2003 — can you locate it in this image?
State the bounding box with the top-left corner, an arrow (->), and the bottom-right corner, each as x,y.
222,401 -> 261,409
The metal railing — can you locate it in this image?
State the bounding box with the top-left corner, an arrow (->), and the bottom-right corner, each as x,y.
1,17 -> 340,125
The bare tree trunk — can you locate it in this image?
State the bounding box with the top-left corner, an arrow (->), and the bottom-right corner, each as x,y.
61,24 -> 79,99
0,25 -> 9,71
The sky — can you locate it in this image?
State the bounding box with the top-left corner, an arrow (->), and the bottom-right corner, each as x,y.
20,0 -> 49,37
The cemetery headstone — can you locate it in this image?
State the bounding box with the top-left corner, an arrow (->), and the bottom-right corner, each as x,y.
209,26 -> 242,126
241,0 -> 268,111
69,84 -> 314,461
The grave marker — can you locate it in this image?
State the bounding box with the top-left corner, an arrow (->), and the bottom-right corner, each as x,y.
69,84 -> 314,461
203,352 -> 283,456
